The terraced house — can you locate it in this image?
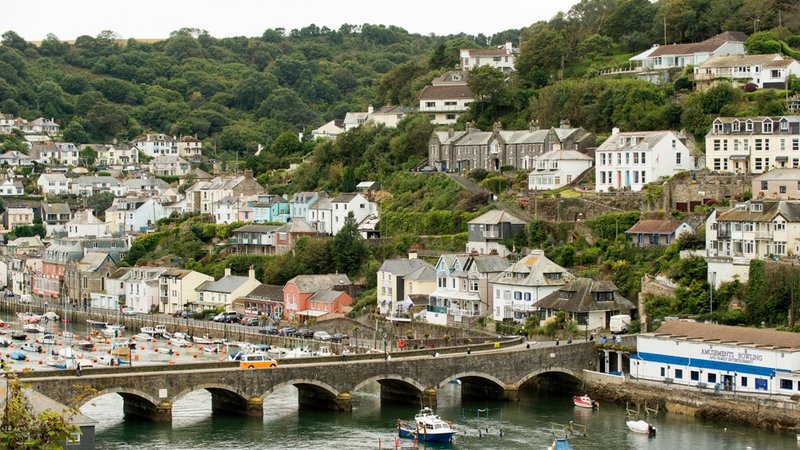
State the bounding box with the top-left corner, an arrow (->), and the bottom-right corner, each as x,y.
428,121 -> 594,173
706,116 -> 800,175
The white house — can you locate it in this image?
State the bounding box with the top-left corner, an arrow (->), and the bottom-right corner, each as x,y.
307,197 -> 333,234
694,54 -> 800,90
66,210 -> 109,238
0,180 -> 23,196
37,173 -> 69,196
528,149 -> 593,190
630,31 -> 747,71
705,200 -> 800,287
71,176 -> 125,197
150,155 -> 190,177
633,321 -> 800,396
158,268 -> 214,315
490,250 -> 570,322
330,192 -> 378,236
122,267 -> 167,314
459,42 -> 517,72
132,133 -> 178,158
97,143 -> 139,168
311,119 -> 345,140
176,135 -> 202,160
0,151 -> 33,167
105,197 -> 166,234
595,128 -> 696,193
533,277 -> 635,330
418,71 -> 474,125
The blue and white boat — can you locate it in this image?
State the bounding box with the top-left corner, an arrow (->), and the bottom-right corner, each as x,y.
9,351 -> 25,360
549,436 -> 573,450
397,407 -> 455,443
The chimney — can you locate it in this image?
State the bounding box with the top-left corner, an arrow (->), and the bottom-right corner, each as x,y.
408,250 -> 418,260
367,105 -> 374,115
244,169 -> 253,179
248,266 -> 255,280
466,121 -> 476,133
529,120 -> 539,132
493,121 -> 502,132
224,267 -> 231,277
611,127 -> 620,136
559,119 -> 571,129
447,127 -> 454,138
530,249 -> 545,256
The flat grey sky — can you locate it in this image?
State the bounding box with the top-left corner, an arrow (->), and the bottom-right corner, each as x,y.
2,0 -> 581,41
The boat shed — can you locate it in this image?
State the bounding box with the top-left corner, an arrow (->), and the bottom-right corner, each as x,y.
633,321 -> 800,396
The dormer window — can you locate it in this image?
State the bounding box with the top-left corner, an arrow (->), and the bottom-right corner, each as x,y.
745,121 -> 753,132
781,120 -> 789,131
713,122 -> 724,133
559,290 -> 572,299
732,121 -> 740,132
595,291 -> 614,302
751,203 -> 763,212
763,120 -> 773,133
545,273 -> 562,281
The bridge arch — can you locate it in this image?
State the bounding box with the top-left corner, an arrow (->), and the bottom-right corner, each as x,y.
437,371 -> 506,390
79,387 -> 160,409
262,378 -> 340,399
351,374 -> 426,394
171,383 -> 250,405
515,367 -> 583,391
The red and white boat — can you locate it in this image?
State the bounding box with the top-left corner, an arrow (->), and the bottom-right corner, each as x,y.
573,395 -> 599,409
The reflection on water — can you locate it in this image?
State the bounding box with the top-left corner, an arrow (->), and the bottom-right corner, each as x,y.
80,383 -> 798,450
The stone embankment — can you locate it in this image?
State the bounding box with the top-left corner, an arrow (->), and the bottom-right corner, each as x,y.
588,381 -> 800,431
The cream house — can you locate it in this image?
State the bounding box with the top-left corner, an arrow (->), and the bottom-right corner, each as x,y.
195,267 -> 262,310
528,149 -> 593,190
158,268 -> 214,314
377,257 -> 436,317
706,116 -> 800,175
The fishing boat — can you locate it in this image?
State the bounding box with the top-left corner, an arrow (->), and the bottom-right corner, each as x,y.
141,325 -> 166,338
10,330 -> 27,340
23,324 -> 44,334
110,340 -> 132,358
21,342 -> 42,353
573,395 -> 599,409
626,420 -> 656,436
86,319 -> 109,329
10,350 -> 25,360
17,312 -> 41,323
397,407 -> 456,443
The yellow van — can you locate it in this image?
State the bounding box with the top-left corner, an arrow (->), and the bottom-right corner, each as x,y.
239,353 -> 278,369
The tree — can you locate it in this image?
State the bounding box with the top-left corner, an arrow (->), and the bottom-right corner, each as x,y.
86,192 -> 115,220
0,376 -> 78,449
79,146 -> 98,167
332,212 -> 368,275
745,259 -> 768,324
468,65 -> 507,102
62,120 -> 90,144
341,166 -> 357,192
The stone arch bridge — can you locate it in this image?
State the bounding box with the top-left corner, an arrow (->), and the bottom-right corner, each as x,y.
22,342 -> 596,421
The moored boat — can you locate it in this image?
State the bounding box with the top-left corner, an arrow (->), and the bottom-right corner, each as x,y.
192,335 -> 214,345
17,312 -> 41,324
0,337 -> 10,347
626,420 -> 656,436
201,345 -> 219,353
548,436 -> 574,450
23,324 -> 44,334
397,407 -> 455,443
101,324 -> 125,338
20,342 -> 42,353
86,319 -> 109,329
39,333 -> 56,345
169,337 -> 191,347
10,350 -> 25,360
573,395 -> 599,409
10,331 -> 27,340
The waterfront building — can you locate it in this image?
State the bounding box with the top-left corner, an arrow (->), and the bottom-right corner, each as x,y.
195,267 -> 261,311
377,257 -> 437,318
282,273 -> 352,321
63,252 -> 118,306
595,128 -> 695,193
705,199 -> 800,287
158,268 -> 214,315
633,321 -> 800,396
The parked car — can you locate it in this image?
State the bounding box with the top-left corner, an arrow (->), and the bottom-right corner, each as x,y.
313,331 -> 331,341
331,332 -> 349,343
213,311 -> 241,323
240,317 -> 260,326
259,326 -> 279,335
295,328 -> 314,339
172,311 -> 183,318
121,307 -> 137,316
180,311 -> 195,319
278,327 -> 296,336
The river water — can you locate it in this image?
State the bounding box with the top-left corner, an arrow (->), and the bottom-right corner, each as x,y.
80,383 -> 797,450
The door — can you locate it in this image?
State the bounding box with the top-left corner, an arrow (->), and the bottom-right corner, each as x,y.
722,374 -> 734,391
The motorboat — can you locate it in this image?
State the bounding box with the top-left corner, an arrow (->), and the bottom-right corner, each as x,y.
10,330 -> 27,340
133,333 -> 153,341
201,345 -> 219,353
42,311 -> 60,322
86,319 -> 109,329
17,313 -> 41,324
0,337 -> 10,347
101,324 -> 125,338
169,337 -> 191,347
626,420 -> 656,436
548,436 -> 574,450
142,325 -> 167,337
573,395 -> 599,409
20,342 -> 42,353
173,332 -> 189,341
45,354 -> 72,370
23,324 -> 44,334
10,351 -> 25,360
39,333 -> 56,345
77,340 -> 94,350
192,335 -> 214,345
397,407 -> 455,443
110,340 -> 131,358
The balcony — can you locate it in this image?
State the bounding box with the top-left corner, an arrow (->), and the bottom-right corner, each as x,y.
754,230 -> 773,240
426,305 -> 448,314
419,105 -> 469,113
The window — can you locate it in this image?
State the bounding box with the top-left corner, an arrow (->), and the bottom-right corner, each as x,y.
676,153 -> 682,165
446,114 -> 456,120
794,139 -> 799,151
708,373 -> 717,383
732,121 -> 740,132
761,181 -> 768,190
690,371 -> 700,381
641,152 -> 646,164
746,121 -> 753,132
649,234 -> 659,245
675,369 -> 683,379
781,121 -> 789,131
425,101 -> 435,107
755,139 -> 763,151
772,69 -> 782,79
781,379 -> 793,390
713,122 -> 723,133
755,158 -> 763,171
513,291 -> 522,300
660,367 -> 665,377
781,139 -> 786,151
741,376 -> 748,387
780,185 -> 787,194
763,121 -> 773,133
713,140 -> 721,152
469,279 -> 478,292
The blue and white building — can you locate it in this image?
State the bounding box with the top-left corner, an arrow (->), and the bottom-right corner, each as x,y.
633,321 -> 800,396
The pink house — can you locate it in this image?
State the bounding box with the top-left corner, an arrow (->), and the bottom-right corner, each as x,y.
283,274 -> 352,322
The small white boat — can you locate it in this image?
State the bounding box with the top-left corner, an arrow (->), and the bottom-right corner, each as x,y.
626,420 -> 656,436
101,324 -> 125,338
86,319 -> 108,329
154,347 -> 175,354
142,325 -> 167,337
397,407 -> 455,443
133,333 -> 153,341
0,337 -> 10,347
58,347 -> 81,359
173,332 -> 189,340
42,311 -> 60,322
20,342 -> 42,353
23,324 -> 44,334
39,333 -> 56,345
201,345 -> 219,353
169,337 -> 191,347
192,335 -> 214,345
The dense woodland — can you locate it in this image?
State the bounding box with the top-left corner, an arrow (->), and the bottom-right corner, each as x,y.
2,0 -> 800,329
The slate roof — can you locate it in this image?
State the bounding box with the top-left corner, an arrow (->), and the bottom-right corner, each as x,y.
534,277 -> 635,313
717,200 -> 800,222
490,251 -> 568,286
700,53 -> 795,69
468,209 -> 527,225
289,274 -> 351,293
308,289 -> 347,303
197,275 -> 252,294
75,251 -> 116,272
332,193 -> 360,203
647,320 -> 800,350
418,85 -> 474,101
278,218 -> 317,233
466,255 -> 511,273
245,284 -> 284,301
74,176 -> 120,186
649,31 -> 747,57
234,224 -> 280,234
596,130 -> 676,153
532,149 -> 592,162
626,219 -> 688,235
379,258 -> 435,277
753,168 -> 800,181
38,173 -> 67,183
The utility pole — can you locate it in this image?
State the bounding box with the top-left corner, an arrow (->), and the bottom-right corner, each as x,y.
663,16 -> 667,45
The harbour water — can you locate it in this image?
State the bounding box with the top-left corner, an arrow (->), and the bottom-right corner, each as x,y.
81,383 -> 798,449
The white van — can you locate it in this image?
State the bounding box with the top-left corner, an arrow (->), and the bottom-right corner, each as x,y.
609,314 -> 631,334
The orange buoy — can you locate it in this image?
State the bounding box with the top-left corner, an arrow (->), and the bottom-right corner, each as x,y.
175,352 -> 180,356
193,354 -> 197,359
37,360 -> 42,365
140,346 -> 145,350
134,354 -> 139,361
